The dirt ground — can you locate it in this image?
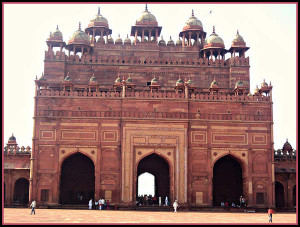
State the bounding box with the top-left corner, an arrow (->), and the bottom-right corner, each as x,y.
3,208 -> 297,224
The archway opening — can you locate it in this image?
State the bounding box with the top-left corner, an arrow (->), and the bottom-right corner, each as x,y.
213,155 -> 243,206
59,152 -> 95,204
136,153 -> 170,204
292,185 -> 296,207
275,181 -> 285,208
138,172 -> 155,197
13,178 -> 29,205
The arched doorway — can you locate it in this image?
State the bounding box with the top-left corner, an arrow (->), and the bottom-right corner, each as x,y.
213,155 -> 243,206
136,153 -> 170,203
13,178 -> 29,205
275,181 -> 285,208
59,152 -> 95,204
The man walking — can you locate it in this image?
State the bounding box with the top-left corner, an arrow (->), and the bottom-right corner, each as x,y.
30,199 -> 36,215
268,208 -> 275,223
173,200 -> 179,212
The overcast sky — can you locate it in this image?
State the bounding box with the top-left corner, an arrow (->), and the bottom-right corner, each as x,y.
3,3 -> 297,151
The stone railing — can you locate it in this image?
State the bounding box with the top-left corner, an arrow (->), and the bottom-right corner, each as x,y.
3,146 -> 31,155
36,89 -> 270,102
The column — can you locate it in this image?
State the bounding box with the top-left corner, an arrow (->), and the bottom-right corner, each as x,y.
218,50 -> 221,60
182,34 -> 185,47
100,30 -> 104,43
135,30 -> 138,45
196,32 -> 200,46
142,29 -> 145,42
149,29 -> 152,42
155,29 -> 158,42
188,32 -> 192,46
92,29 -> 96,43
210,50 -> 213,60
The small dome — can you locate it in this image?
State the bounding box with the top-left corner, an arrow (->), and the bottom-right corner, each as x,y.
124,34 -> 131,45
115,34 -> 123,44
126,76 -> 133,83
97,36 -> 105,43
9,133 -> 16,141
151,77 -> 159,84
167,36 -> 175,46
283,139 -> 293,151
186,78 -> 194,85
211,78 -> 219,87
107,35 -> 114,44
233,30 -> 245,43
176,38 -> 182,46
69,22 -> 90,45
39,73 -> 46,81
253,85 -> 260,94
64,73 -> 71,81
185,10 -> 203,28
235,80 -> 244,88
176,77 -> 184,86
89,74 -> 97,82
261,79 -> 268,88
51,25 -> 63,38
206,26 -> 224,46
89,7 -> 109,27
115,76 -> 122,83
137,4 -> 157,24
158,36 -> 166,46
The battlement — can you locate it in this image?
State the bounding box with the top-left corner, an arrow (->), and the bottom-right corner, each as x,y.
3,145 -> 31,155
44,50 -> 249,67
36,89 -> 270,102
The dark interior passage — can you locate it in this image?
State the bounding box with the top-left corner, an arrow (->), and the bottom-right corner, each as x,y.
137,153 -> 170,200
59,153 -> 95,204
275,181 -> 285,208
213,155 -> 243,206
13,178 -> 29,205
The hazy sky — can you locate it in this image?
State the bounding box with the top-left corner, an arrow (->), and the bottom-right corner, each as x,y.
3,3 -> 297,150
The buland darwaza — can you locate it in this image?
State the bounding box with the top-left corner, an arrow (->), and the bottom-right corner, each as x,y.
3,5 -> 297,210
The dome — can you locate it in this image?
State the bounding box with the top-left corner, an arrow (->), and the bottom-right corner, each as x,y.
185,10 -> 203,28
176,38 -> 182,46
206,27 -> 224,46
89,7 -> 109,27
124,34 -> 131,45
151,77 -> 159,84
9,133 -> 16,141
51,25 -> 63,38
126,76 -> 133,83
261,79 -> 268,88
186,78 -> 195,85
233,30 -> 245,43
115,34 -> 123,44
167,36 -> 175,46
107,35 -> 114,44
89,74 -> 97,82
64,73 -> 71,81
235,80 -> 244,88
176,77 -> 184,86
115,76 -> 122,83
211,78 -> 219,87
136,4 -> 157,24
69,22 -> 90,45
253,85 -> 260,94
158,36 -> 166,46
39,73 -> 46,81
283,139 -> 293,151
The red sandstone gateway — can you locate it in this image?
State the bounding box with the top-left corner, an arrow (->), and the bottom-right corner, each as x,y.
4,5 -> 296,210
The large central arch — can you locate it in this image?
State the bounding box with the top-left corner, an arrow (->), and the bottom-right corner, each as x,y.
59,152 -> 95,204
213,155 -> 243,206
136,153 -> 170,201
13,178 -> 29,205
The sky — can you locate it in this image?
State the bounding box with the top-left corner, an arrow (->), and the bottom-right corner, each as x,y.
3,3 -> 297,151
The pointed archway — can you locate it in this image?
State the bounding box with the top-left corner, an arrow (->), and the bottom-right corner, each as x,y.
213,155 -> 243,206
13,178 -> 29,205
275,181 -> 285,208
59,152 -> 95,204
136,153 -> 170,202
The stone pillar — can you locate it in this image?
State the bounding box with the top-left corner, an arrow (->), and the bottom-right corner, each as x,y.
149,29 -> 152,42
184,85 -> 189,99
92,29 -> 96,43
155,29 -> 158,42
135,30 -> 138,45
196,32 -> 200,46
142,29 -> 145,42
182,34 -> 185,47
188,32 -> 192,46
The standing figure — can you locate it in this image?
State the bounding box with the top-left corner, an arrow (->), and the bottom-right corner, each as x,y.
107,200 -> 110,210
173,200 -> 179,212
101,198 -> 105,210
240,196 -> 243,207
30,199 -> 36,215
165,196 -> 168,206
159,197 -> 162,206
268,208 -> 274,223
98,198 -> 102,210
88,198 -> 93,210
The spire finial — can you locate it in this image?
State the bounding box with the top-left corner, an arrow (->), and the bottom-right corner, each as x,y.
98,7 -> 100,15
145,4 -> 148,11
192,9 -> 194,17
237,30 -> 239,35
56,25 -> 59,30
213,25 -> 215,33
79,22 -> 81,30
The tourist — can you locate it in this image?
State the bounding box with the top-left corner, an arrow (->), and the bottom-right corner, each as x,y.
240,196 -> 243,207
97,198 -> 102,210
30,199 -> 36,215
145,194 -> 148,205
165,196 -> 168,206
173,200 -> 179,212
159,196 -> 162,206
225,202 -> 228,207
101,198 -> 105,209
88,198 -> 93,210
242,197 -> 246,207
268,207 -> 274,223
152,196 -> 157,205
231,202 -> 236,207
107,200 -> 110,210
221,202 -> 225,207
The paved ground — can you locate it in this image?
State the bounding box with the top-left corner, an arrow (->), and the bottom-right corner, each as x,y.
3,208 -> 297,224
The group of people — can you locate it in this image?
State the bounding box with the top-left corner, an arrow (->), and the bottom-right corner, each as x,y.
220,196 -> 247,208
88,198 -> 110,210
136,195 -> 169,206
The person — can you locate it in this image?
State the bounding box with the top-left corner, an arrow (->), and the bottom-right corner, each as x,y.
231,202 -> 236,207
30,199 -> 36,215
225,202 -> 228,207
152,196 -> 157,205
240,196 -> 243,207
97,198 -> 102,210
268,208 -> 274,223
88,198 -> 93,210
107,200 -> 110,210
173,200 -> 179,212
242,197 -> 245,208
159,196 -> 162,206
221,202 -> 225,207
165,196 -> 168,206
101,198 -> 105,210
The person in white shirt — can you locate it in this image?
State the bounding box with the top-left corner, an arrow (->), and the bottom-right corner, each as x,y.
173,200 -> 179,212
98,198 -> 103,210
88,199 -> 93,210
159,197 -> 162,206
165,196 -> 168,206
30,199 -> 36,215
